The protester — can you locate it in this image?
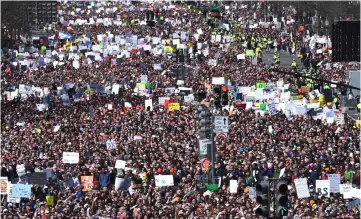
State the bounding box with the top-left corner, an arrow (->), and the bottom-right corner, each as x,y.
1,1 -> 360,219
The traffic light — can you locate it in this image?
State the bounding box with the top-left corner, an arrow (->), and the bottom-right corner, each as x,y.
197,105 -> 212,139
213,86 -> 221,107
275,181 -> 289,217
255,181 -> 270,217
221,86 -> 228,106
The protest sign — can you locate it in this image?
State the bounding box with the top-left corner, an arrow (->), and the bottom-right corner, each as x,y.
62,152 -> 79,164
81,176 -> 93,191
237,54 -> 245,60
340,184 -> 352,199
27,172 -> 47,185
115,178 -> 131,191
294,178 -> 310,198
256,82 -> 267,89
115,160 -> 126,169
229,180 -> 238,193
168,103 -> 180,112
327,174 -> 340,193
141,75 -> 148,83
352,188 -> 361,199
0,177 -> 8,194
7,184 -> 20,203
12,184 -> 32,198
145,99 -> 153,111
212,77 -> 225,85
155,175 -> 174,187
316,180 -> 330,197
16,164 -> 26,176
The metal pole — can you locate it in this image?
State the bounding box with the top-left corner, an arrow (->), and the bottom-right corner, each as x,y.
210,117 -> 215,184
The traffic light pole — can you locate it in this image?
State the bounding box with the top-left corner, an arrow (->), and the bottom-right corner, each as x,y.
210,117 -> 216,185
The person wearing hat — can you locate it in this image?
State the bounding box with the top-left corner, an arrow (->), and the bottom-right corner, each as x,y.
291,59 -> 297,69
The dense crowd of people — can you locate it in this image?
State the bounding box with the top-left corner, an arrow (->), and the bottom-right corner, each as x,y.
1,1 -> 360,219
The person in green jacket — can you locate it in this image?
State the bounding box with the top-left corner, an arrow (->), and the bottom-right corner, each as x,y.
344,167 -> 354,184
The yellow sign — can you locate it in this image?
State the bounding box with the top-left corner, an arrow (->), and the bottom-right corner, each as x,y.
168,103 -> 180,112
356,120 -> 361,128
136,83 -> 146,90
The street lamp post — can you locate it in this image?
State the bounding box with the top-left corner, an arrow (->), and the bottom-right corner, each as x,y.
325,19 -> 329,51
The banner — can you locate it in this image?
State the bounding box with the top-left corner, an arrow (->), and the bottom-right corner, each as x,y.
155,175 -> 174,187
327,174 -> 340,193
12,184 -> 32,198
316,180 -> 330,198
62,152 -> 79,164
80,176 -> 93,191
0,177 -> 8,194
294,178 -> 310,198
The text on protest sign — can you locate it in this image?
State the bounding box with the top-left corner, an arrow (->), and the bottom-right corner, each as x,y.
12,184 -> 32,199
294,178 -> 310,198
327,174 -> 341,193
316,180 -> 330,198
62,152 -> 79,164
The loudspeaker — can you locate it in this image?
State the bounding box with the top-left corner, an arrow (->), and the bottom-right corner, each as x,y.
332,21 -> 360,62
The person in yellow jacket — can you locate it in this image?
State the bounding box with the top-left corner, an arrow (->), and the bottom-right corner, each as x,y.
357,103 -> 361,113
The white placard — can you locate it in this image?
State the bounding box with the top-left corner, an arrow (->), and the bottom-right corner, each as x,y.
352,188 -> 361,199
237,54 -> 246,60
327,174 -> 340,193
316,180 -> 330,197
145,99 -> 153,111
316,49 -> 322,54
155,175 -> 174,187
294,178 -> 310,198
16,164 -> 26,176
212,77 -> 225,85
279,167 -> 286,178
141,75 -> 148,83
36,104 -> 48,112
340,184 -> 353,199
62,152 -> 79,164
115,160 -> 126,169
112,84 -> 120,95
7,184 -> 20,203
230,180 -> 238,193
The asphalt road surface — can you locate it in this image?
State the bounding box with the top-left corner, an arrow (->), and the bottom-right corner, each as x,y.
262,50 -> 303,68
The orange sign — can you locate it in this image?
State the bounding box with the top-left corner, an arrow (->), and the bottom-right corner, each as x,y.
81,176 -> 93,191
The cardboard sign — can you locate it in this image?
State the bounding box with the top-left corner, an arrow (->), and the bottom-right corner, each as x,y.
327,174 -> 340,193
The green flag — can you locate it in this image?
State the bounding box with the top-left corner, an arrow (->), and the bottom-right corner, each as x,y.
206,184 -> 219,192
41,46 -> 47,51
131,19 -> 135,25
